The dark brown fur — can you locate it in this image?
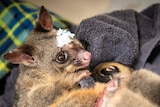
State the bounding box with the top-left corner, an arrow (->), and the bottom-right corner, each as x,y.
3,6 -> 91,107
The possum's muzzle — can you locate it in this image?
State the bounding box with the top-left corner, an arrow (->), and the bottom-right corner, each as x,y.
73,50 -> 91,70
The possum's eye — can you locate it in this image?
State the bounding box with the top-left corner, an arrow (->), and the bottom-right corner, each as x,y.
99,66 -> 119,76
56,51 -> 68,64
105,66 -> 119,72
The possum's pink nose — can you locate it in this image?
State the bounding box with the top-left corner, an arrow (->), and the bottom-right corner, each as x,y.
77,50 -> 91,66
82,51 -> 91,63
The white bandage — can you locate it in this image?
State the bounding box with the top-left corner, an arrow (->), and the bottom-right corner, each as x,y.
56,29 -> 75,47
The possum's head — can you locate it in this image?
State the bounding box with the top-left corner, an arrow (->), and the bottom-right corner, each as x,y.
3,6 -> 91,74
92,62 -> 133,83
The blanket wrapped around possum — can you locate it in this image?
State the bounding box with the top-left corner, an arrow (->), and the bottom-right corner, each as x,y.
1,3 -> 160,107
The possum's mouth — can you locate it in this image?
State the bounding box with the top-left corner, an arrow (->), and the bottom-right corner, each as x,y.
74,62 -> 90,73
75,66 -> 90,73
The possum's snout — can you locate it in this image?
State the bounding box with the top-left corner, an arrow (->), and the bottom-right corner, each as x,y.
80,50 -> 91,64
74,50 -> 91,68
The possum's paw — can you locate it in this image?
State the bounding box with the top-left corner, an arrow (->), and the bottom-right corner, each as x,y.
75,70 -> 91,83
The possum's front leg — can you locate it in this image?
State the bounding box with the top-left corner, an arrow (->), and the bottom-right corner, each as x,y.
62,70 -> 91,87
74,70 -> 91,83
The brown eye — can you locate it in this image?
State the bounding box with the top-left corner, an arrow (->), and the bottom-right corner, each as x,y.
56,51 -> 68,64
99,66 -> 119,76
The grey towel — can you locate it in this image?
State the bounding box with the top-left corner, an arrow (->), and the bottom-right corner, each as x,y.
76,4 -> 160,75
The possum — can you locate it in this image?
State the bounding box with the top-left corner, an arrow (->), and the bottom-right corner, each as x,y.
92,62 -> 133,82
49,82 -> 106,107
93,62 -> 160,107
50,62 -> 160,107
126,68 -> 160,105
3,6 -> 91,107
95,79 -> 158,107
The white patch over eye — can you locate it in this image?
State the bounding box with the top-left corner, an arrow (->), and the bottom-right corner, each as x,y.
56,29 -> 75,47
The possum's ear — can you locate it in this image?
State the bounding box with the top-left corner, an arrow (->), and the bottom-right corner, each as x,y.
35,6 -> 53,31
3,45 -> 37,66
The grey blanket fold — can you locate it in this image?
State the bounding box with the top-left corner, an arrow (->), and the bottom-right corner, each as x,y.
76,3 -> 160,75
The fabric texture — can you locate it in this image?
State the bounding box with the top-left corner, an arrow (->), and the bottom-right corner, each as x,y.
0,0 -> 75,79
76,3 -> 160,75
0,67 -> 18,107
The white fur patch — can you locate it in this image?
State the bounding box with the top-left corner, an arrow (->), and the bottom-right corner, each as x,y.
56,29 -> 75,47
